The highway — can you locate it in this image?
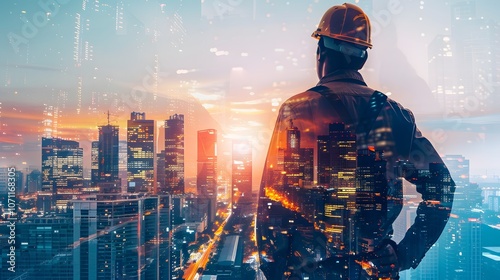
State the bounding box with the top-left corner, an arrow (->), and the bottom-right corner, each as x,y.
183,212 -> 231,280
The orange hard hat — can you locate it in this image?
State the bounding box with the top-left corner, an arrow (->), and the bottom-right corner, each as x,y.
312,3 -> 372,48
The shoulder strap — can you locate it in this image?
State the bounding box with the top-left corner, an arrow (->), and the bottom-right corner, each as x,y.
358,90 -> 388,135
308,85 -> 387,136
309,85 -> 353,125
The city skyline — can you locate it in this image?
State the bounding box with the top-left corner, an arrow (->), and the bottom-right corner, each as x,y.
0,0 -> 499,184
1,1 -> 500,279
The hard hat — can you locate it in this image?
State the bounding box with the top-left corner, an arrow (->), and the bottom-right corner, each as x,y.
312,3 -> 372,49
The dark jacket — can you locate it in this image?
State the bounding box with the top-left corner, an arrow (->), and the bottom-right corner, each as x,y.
257,69 -> 455,279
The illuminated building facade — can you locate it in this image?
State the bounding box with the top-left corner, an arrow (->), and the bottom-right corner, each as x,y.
427,0 -> 500,114
157,150 -> 165,192
27,169 -> 42,193
127,112 -> 155,193
442,154 -> 470,210
13,216 -> 74,279
41,137 -> 83,208
197,129 -> 217,198
97,124 -> 120,192
438,154 -> 481,280
164,114 -> 184,194
197,129 -> 217,224
277,120 -> 313,188
317,123 -> 356,188
231,140 -> 252,206
71,195 -> 172,279
91,141 -> 99,186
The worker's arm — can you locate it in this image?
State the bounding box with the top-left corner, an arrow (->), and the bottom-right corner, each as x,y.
395,110 -> 456,271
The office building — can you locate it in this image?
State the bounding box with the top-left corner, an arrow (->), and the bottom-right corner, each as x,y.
317,123 -> 356,189
157,150 -> 166,193
428,35 -> 457,112
197,129 -> 217,198
14,216 -> 73,279
97,123 -> 120,192
71,194 -> 172,279
127,112 -> 155,193
164,114 -> 184,194
489,196 -> 500,212
442,155 -> 481,210
231,140 -> 252,206
119,140 -> 128,192
41,137 -> 83,208
197,129 -> 217,224
90,141 -> 99,186
27,169 -> 42,193
277,120 -> 313,188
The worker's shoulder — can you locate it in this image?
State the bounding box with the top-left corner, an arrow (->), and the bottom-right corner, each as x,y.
285,89 -> 323,102
279,89 -> 324,111
283,82 -> 371,102
384,96 -> 416,123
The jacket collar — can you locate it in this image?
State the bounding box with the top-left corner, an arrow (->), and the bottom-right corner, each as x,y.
318,69 -> 366,85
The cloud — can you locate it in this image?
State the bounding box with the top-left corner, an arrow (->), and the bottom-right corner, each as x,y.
190,92 -> 223,101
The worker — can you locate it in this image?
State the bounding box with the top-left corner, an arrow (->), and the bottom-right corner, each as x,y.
256,3 -> 455,280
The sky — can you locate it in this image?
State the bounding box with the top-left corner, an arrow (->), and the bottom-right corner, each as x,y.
1,0 -> 499,186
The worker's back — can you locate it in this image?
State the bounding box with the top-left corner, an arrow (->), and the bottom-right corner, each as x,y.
257,70 -> 404,279
256,4 -> 455,279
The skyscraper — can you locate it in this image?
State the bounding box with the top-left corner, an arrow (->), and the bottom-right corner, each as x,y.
127,112 -> 155,193
283,120 -> 302,187
197,129 -> 217,224
119,140 -> 128,192
91,141 -> 99,185
164,114 -> 184,194
428,35 -> 457,112
450,0 -> 500,113
97,123 -> 120,192
354,148 -> 388,254
442,154 -> 470,210
317,123 -> 356,189
231,140 -> 252,206
439,155 -> 481,279
71,194 -> 172,279
328,123 -> 357,190
27,169 -> 42,193
443,154 -> 469,186
197,129 -> 217,198
41,137 -> 83,208
281,120 -> 313,187
157,150 -> 166,193
14,216 -> 74,279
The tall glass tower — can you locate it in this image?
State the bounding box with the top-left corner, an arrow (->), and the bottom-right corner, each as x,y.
41,137 -> 83,208
127,112 -> 155,193
97,123 -> 120,192
164,114 -> 184,194
232,140 -> 252,205
197,129 -> 217,199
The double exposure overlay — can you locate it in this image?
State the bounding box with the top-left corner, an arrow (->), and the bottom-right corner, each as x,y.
257,70 -> 455,279
1,1 -> 500,279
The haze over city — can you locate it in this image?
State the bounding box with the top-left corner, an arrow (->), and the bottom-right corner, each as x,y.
0,0 -> 499,184
1,1 -> 500,279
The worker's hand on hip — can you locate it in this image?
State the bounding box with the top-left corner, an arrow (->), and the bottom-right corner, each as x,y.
356,239 -> 400,280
